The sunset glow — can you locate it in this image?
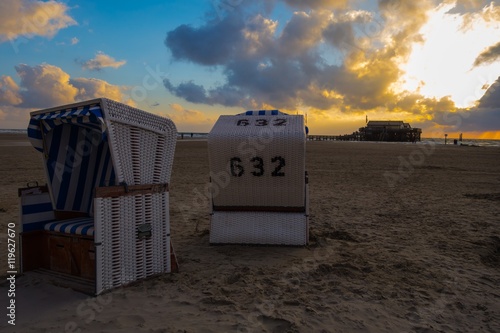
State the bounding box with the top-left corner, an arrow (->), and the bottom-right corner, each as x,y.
399,3 -> 500,108
0,0 -> 499,139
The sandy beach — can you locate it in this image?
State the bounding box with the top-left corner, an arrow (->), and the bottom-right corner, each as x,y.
1,133 -> 499,332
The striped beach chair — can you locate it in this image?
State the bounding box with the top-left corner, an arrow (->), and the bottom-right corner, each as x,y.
20,98 -> 177,294
207,110 -> 309,245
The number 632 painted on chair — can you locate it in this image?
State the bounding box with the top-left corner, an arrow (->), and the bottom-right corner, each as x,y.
229,156 -> 285,177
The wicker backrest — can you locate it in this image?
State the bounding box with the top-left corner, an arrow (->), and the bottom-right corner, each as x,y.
102,98 -> 177,185
208,111 -> 306,209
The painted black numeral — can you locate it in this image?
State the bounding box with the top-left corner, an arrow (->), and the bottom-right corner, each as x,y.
255,119 -> 268,126
271,156 -> 285,177
230,157 -> 244,177
250,157 -> 264,176
229,156 -> 286,177
237,119 -> 249,126
273,118 -> 287,126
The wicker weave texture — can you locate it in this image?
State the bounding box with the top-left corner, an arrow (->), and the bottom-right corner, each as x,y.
210,211 -> 308,245
208,115 -> 306,208
102,98 -> 177,185
94,192 -> 170,294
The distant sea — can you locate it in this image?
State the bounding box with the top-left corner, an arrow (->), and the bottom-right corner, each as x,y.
420,138 -> 500,148
0,129 -> 27,134
2,129 -> 499,147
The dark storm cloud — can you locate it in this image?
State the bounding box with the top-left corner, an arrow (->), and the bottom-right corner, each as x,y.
478,76 -> 500,108
424,78 -> 500,132
430,107 -> 500,132
459,108 -> 500,131
163,78 -> 248,107
164,79 -> 210,104
165,14 -> 245,66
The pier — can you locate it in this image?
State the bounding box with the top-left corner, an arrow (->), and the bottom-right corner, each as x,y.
359,121 -> 421,142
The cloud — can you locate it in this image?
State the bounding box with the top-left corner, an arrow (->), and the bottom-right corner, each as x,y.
0,75 -> 22,105
283,0 -> 348,10
445,0 -> 489,14
165,1 -> 438,113
478,1 -> 500,22
477,76 -> 500,108
458,107 -> 500,132
14,63 -> 79,107
165,0 -> 499,137
0,0 -> 76,42
164,79 -> 209,104
280,10 -> 330,56
0,63 -> 131,109
459,1 -> 500,29
80,52 -> 127,71
427,107 -> 500,133
415,78 -> 500,134
70,77 -> 129,102
165,15 -> 245,66
473,41 -> 500,67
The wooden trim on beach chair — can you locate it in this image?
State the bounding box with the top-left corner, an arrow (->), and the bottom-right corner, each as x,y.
213,205 -> 306,213
94,183 -> 169,198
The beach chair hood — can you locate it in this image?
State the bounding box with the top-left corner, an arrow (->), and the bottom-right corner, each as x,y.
26,98 -> 176,215
27,101 -> 113,214
28,103 -> 106,152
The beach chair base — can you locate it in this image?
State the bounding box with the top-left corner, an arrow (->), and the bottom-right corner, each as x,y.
209,211 -> 309,246
21,231 -> 95,280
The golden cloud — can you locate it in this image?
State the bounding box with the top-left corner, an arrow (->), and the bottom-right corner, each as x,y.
81,52 -> 127,71
0,0 -> 76,42
0,75 -> 22,105
0,63 -> 132,127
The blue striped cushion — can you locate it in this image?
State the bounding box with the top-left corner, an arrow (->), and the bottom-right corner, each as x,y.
44,217 -> 94,237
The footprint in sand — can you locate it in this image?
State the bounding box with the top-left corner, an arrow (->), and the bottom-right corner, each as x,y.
258,315 -> 297,333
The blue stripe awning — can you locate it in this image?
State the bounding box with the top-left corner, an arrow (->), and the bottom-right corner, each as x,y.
239,110 -> 286,116
28,105 -> 105,152
26,103 -> 115,214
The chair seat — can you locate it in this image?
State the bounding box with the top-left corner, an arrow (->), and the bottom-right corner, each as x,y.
44,217 -> 94,237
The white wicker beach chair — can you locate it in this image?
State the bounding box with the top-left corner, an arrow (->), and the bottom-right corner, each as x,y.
207,110 -> 309,245
19,98 -> 177,294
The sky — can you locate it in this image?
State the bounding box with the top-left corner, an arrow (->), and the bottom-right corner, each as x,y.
1,0 -> 500,138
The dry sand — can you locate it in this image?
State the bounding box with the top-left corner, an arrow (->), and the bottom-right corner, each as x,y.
0,133 -> 499,332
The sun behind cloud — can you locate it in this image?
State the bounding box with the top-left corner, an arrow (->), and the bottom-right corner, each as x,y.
398,2 -> 500,108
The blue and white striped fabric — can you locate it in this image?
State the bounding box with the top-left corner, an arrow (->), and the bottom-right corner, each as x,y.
44,217 -> 94,237
27,103 -> 116,215
20,190 -> 55,232
238,110 -> 286,116
28,104 -> 105,152
44,124 -> 116,213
